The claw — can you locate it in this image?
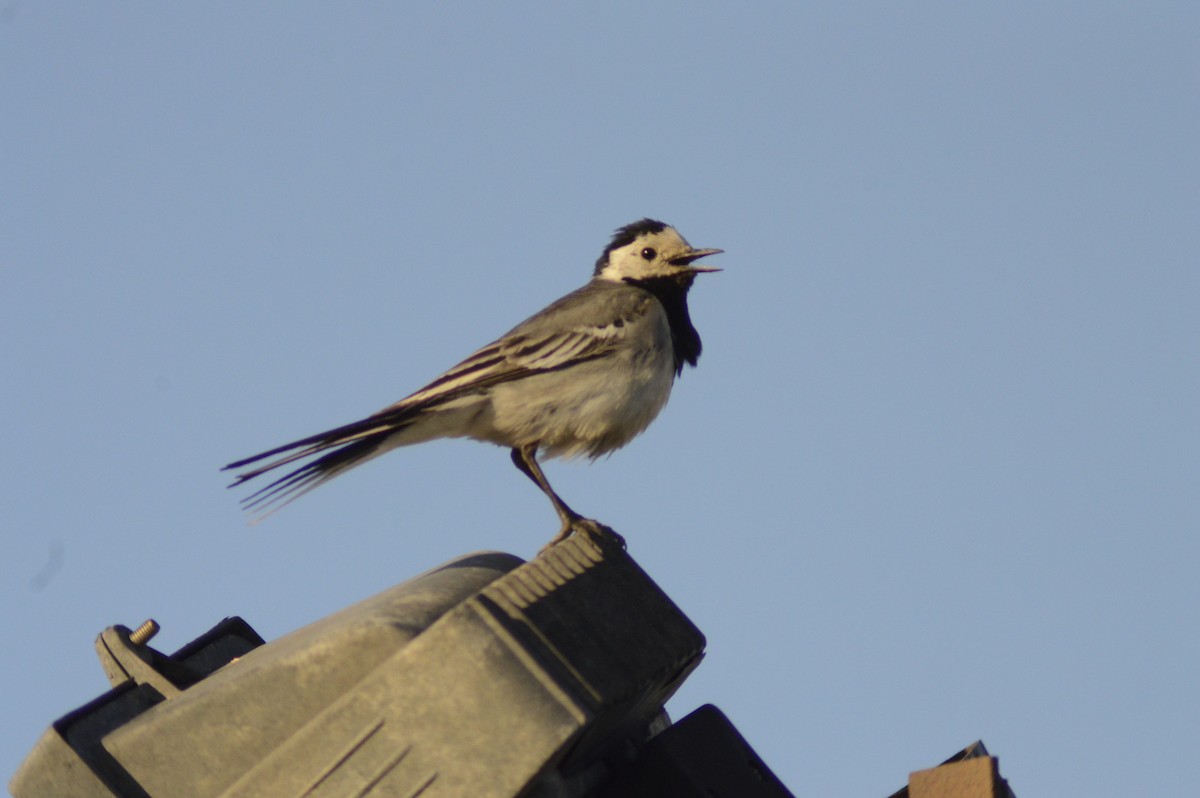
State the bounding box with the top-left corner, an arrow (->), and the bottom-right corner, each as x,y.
539,516 -> 626,554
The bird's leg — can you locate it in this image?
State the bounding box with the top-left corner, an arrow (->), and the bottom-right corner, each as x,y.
510,445 -> 584,540
510,445 -> 623,548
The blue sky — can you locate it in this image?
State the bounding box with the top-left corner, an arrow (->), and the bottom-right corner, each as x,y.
3,4 -> 1197,795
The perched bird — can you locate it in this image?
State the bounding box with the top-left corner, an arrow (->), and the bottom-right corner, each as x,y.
224,219 -> 721,544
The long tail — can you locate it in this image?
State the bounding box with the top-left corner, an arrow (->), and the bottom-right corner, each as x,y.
223,411 -> 415,518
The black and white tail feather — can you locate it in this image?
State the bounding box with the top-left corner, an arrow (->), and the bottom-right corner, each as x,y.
224,416 -> 410,517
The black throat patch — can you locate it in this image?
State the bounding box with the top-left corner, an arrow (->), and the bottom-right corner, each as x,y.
623,274 -> 702,375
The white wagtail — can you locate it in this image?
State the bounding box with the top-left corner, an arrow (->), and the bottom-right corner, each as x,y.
224,219 -> 721,544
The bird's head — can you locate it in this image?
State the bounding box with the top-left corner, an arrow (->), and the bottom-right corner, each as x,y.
593,219 -> 722,284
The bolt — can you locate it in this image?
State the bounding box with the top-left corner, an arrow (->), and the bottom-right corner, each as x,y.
129,619 -> 160,645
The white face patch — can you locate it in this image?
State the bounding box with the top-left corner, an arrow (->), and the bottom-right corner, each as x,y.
596,227 -> 696,282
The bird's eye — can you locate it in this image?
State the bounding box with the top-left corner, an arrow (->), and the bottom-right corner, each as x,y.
640,247 -> 657,260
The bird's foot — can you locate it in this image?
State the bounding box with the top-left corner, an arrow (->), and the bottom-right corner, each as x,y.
540,515 -> 626,554
571,516 -> 626,549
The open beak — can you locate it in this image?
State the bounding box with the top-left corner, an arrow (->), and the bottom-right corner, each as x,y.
669,247 -> 724,272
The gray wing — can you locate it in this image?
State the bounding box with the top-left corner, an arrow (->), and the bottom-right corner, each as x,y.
396,280 -> 656,409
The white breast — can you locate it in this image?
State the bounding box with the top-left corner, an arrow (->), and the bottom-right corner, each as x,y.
485,301 -> 677,459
